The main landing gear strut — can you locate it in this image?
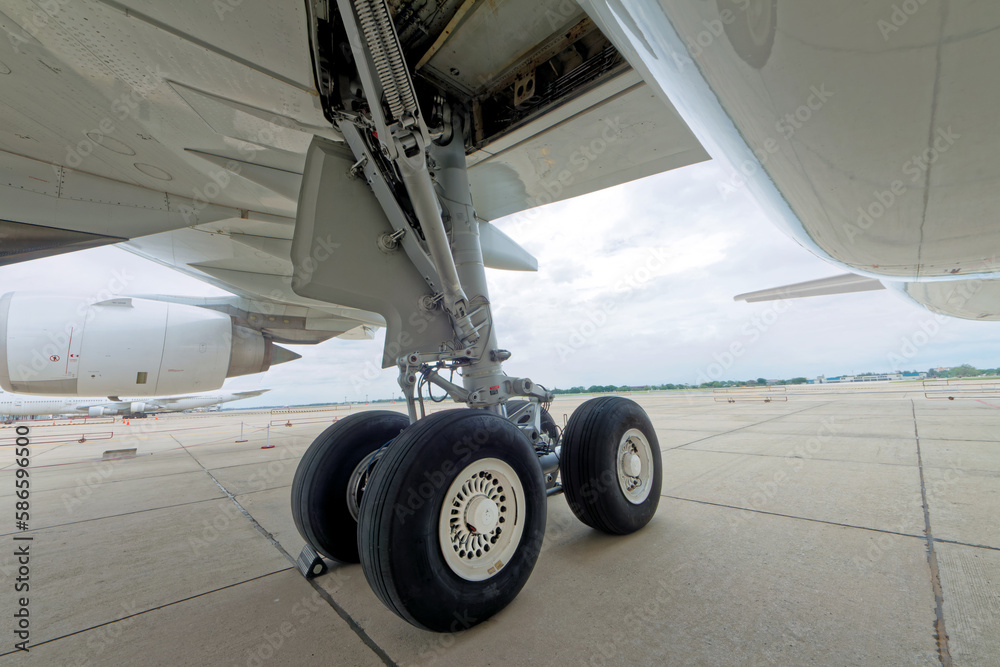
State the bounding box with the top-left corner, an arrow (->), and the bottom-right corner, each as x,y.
289,0 -> 662,631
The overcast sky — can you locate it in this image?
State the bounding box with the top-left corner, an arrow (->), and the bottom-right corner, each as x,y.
3,159 -> 999,407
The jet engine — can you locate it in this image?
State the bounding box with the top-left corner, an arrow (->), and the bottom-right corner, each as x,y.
0,292 -> 300,396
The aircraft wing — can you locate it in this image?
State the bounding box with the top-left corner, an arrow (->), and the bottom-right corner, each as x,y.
133,388 -> 268,412
229,389 -> 270,399
0,0 -> 707,305
734,274 -> 886,303
0,0 -> 382,341
733,272 -> 1000,321
9,0 -> 999,398
149,389 -> 269,406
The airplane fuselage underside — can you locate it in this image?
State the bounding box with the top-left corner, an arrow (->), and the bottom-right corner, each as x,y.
583,1 -> 1000,319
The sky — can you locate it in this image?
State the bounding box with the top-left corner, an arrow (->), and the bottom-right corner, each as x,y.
3,158 -> 999,408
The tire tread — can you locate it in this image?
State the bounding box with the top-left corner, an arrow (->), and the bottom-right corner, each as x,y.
560,397 -> 661,534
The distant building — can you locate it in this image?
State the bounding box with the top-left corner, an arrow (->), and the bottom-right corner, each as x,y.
817,371 -> 926,383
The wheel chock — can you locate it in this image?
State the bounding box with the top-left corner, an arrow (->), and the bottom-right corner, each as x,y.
296,543 -> 327,579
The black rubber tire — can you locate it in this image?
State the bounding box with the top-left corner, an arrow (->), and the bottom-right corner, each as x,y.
357,409 -> 546,632
291,410 -> 409,563
560,397 -> 662,535
505,399 -> 558,441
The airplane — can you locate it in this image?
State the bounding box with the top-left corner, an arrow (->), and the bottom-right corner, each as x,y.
1,0 -> 997,632
0,388 -> 269,419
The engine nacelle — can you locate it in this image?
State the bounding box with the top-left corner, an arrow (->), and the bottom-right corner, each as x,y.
0,292 -> 299,396
130,402 -> 147,414
88,406 -> 109,417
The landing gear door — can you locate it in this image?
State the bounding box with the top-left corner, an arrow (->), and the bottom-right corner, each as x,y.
291,137 -> 454,368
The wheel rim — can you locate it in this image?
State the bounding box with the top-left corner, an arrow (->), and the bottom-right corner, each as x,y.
616,428 -> 654,505
346,449 -> 382,521
438,457 -> 526,582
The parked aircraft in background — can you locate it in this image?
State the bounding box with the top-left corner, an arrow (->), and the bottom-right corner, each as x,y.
0,388 -> 268,419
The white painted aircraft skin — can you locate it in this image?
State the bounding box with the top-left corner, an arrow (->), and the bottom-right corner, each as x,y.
0,389 -> 268,418
578,1 -> 1000,319
3,0 -> 1000,638
1,0 -> 1000,342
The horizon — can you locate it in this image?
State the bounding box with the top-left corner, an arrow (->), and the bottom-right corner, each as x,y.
4,160 -> 1000,408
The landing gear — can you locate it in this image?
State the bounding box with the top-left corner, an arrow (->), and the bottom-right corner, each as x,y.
287,0 -> 661,631
291,411 -> 409,562
505,399 -> 558,442
560,397 -> 662,534
357,410 -> 546,631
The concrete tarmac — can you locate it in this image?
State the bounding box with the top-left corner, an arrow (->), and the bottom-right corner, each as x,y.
0,383 -> 997,665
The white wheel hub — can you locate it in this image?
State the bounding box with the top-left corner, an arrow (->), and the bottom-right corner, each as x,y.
466,496 -> 499,534
617,428 -> 654,505
624,452 -> 642,477
439,458 -> 526,582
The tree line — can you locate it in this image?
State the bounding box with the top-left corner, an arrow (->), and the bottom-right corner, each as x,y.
548,365 -> 998,394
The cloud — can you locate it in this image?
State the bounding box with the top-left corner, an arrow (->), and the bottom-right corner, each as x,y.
4,160 -> 1000,407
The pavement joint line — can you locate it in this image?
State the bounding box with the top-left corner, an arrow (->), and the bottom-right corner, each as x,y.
664,493 -> 999,552
657,404 -> 837,490
204,455 -> 305,474
668,447 -> 921,469
0,425 -> 307,472
0,441 -> 79,471
304,572 -> 398,667
671,448 -> 1000,477
172,436 -> 294,564
930,466 -> 1000,478
660,494 -> 928,540
175,435 -> 399,667
0,568 -> 293,657
231,484 -> 294,498
911,400 -> 952,666
909,436 -> 1000,445
153,430 -> 302,457
0,495 -> 229,537
691,429 -> 1000,445
724,431 -> 914,442
0,465 -> 234,497
931,537 -> 1000,552
667,403 -> 832,451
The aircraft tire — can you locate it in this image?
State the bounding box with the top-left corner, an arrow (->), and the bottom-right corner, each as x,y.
357,409 -> 546,632
291,411 -> 408,563
560,397 -> 662,534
